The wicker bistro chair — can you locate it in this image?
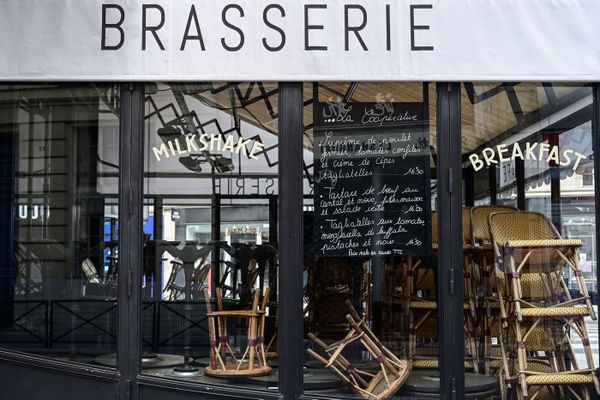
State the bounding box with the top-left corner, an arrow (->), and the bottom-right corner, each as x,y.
489,211 -> 598,398
470,205 -> 518,375
403,210 -> 479,372
307,301 -> 411,400
203,287 -> 272,377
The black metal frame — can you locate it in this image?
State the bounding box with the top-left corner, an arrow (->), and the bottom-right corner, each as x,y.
2,81 -> 599,400
436,83 -> 465,398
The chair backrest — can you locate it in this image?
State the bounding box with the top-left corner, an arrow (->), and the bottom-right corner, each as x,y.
260,286 -> 271,313
216,287 -> 224,311
81,258 -> 100,284
489,211 -> 560,246
431,211 -> 438,245
193,263 -> 211,285
471,205 -> 518,244
462,207 -> 472,246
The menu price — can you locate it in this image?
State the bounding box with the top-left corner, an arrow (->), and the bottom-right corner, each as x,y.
314,101 -> 431,257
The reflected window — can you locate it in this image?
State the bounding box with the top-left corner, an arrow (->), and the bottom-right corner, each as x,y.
0,84 -> 120,365
461,83 -> 597,398
141,83 -> 279,388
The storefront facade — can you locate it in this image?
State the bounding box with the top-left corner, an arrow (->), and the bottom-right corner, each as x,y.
2,1 -> 600,399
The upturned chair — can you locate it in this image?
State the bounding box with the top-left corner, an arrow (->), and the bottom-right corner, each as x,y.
307,301 -> 411,400
203,287 -> 272,377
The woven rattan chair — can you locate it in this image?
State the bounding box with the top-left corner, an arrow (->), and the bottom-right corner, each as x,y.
203,287 -> 272,377
307,302 -> 411,400
404,210 -> 479,372
470,205 -> 519,375
489,211 -> 598,398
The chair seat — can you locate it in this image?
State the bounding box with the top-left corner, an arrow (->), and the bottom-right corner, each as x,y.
208,310 -> 264,317
412,358 -> 475,369
519,306 -> 590,318
525,372 -> 594,385
410,300 -> 470,310
505,239 -> 582,249
366,361 -> 412,397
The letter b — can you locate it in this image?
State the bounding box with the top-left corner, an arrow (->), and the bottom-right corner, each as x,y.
101,4 -> 125,50
469,154 -> 484,172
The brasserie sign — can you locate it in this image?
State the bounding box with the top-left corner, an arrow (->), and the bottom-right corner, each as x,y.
1,0 -> 600,81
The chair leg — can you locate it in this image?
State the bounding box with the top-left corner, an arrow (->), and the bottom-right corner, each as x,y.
513,321 -> 528,398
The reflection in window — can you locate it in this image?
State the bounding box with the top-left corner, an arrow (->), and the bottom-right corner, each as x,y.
303,83 -> 450,398
0,84 -> 120,364
141,83 -> 279,388
462,83 -> 598,399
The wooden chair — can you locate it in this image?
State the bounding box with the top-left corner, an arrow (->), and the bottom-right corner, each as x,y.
203,287 -> 272,377
81,258 -> 101,284
163,259 -> 185,300
307,302 -> 411,400
489,211 -> 598,398
191,262 -> 211,299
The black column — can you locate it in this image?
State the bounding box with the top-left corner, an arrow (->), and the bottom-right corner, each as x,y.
592,84 -> 600,353
515,157 -> 526,210
278,82 -> 304,399
118,84 -> 144,400
0,96 -> 16,326
436,82 -> 465,399
489,165 -> 497,205
464,167 -> 474,207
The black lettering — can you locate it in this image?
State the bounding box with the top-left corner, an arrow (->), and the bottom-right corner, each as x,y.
262,4 -> 286,52
304,4 -> 327,51
180,5 -> 205,51
385,4 -> 391,51
101,4 -> 125,50
344,5 -> 367,51
251,178 -> 260,195
265,178 -> 275,195
410,4 -> 434,51
142,4 -> 165,50
221,4 -> 245,51
235,177 -> 244,195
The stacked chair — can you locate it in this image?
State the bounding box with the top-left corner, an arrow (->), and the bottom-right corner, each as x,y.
308,301 -> 411,400
306,205 -> 599,399
470,205 -> 517,380
404,209 -> 479,371
489,210 -> 598,399
203,286 -> 272,377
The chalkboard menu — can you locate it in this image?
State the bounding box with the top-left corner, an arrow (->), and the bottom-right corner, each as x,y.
314,101 -> 431,257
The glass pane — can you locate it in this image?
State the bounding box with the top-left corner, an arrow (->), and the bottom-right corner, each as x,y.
141,82 -> 279,390
462,83 -> 597,398
303,82 -> 440,398
0,84 -> 120,365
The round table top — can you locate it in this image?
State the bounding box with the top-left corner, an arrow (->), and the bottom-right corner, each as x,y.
398,370 -> 498,397
94,353 -> 185,369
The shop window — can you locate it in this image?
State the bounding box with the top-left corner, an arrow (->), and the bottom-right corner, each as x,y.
0,84 -> 120,365
300,82 -> 464,398
140,83 -> 279,390
462,83 -> 597,398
